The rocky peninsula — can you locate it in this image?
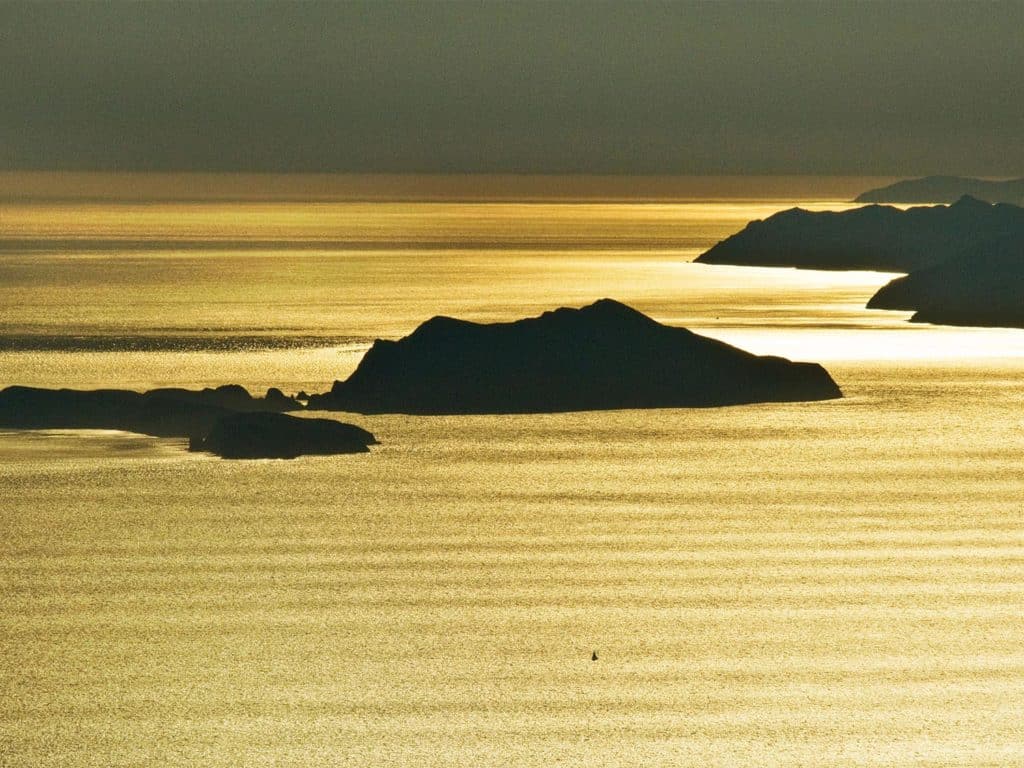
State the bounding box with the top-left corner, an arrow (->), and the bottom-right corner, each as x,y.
695,196 -> 1024,272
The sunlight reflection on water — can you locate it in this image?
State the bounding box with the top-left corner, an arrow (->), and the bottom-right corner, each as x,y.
2,195 -> 1024,766
3,198 -> 1024,388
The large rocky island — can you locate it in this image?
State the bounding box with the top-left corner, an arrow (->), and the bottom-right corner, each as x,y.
855,176 -> 1024,205
867,238 -> 1024,329
695,195 -> 1024,272
307,299 -> 841,414
0,385 -> 377,458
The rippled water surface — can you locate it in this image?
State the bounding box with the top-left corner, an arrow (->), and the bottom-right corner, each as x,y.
2,183 -> 1024,766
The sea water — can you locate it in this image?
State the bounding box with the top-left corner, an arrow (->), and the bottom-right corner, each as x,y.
2,183 -> 1023,766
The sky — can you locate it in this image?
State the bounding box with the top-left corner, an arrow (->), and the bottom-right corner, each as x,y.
2,1 -> 1022,176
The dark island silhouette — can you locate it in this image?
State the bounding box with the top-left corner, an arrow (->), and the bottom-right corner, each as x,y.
306,299 -> 841,414
191,411 -> 377,459
0,385 -> 376,458
695,195 -> 1024,273
867,237 -> 1024,328
855,176 -> 1024,205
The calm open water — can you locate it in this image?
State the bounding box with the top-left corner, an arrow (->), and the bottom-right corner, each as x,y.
2,184 -> 1023,766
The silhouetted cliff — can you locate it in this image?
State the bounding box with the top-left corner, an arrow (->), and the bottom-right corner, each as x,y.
695,196 -> 1024,272
867,237 -> 1024,328
855,176 -> 1024,205
307,299 -> 841,414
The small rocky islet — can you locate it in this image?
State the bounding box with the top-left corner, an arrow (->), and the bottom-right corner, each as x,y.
0,384 -> 376,459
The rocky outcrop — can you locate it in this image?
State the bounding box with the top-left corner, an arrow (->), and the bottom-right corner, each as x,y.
307,299 -> 842,414
190,411 -> 377,459
0,385 -> 377,458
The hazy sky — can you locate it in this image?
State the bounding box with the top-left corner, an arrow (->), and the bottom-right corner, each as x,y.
2,1 -> 1022,175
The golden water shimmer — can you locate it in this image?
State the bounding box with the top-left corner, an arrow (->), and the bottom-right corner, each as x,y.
2,185 -> 1024,765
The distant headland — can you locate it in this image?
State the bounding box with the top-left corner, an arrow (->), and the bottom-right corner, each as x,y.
854,176 -> 1024,205
307,299 -> 842,414
695,195 -> 1024,273
696,193 -> 1024,330
867,237 -> 1024,329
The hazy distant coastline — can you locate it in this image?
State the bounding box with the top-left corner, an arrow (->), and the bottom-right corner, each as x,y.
855,175 -> 1024,205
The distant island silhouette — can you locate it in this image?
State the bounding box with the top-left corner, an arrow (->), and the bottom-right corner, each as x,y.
868,237 -> 1024,329
695,195 -> 1024,273
0,385 -> 376,458
855,176 -> 1024,205
306,299 -> 841,414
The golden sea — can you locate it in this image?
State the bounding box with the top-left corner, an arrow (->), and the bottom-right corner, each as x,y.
2,177 -> 1023,766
